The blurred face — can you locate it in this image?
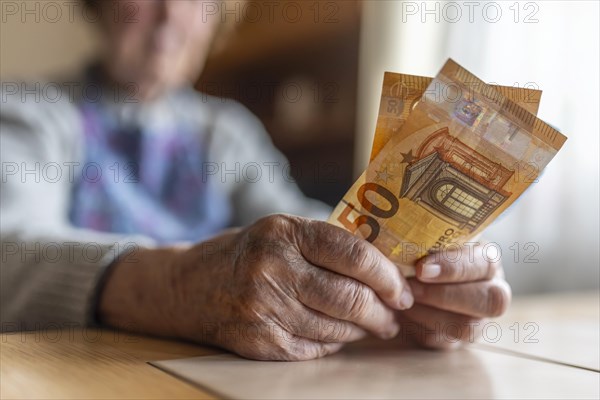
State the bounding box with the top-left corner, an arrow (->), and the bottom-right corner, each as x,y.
97,0 -> 220,101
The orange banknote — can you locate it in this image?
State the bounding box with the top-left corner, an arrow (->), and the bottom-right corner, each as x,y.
329,59 -> 566,276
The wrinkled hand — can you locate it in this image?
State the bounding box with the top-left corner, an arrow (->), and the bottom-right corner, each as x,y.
397,243 -> 512,349
99,215 -> 414,361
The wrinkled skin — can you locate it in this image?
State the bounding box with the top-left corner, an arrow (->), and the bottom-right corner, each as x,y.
99,215 -> 511,360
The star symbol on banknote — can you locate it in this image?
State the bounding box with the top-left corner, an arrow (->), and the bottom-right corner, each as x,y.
390,243 -> 402,256
375,167 -> 394,184
400,149 -> 416,163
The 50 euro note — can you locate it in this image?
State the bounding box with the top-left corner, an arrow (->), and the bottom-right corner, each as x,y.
329,59 -> 567,277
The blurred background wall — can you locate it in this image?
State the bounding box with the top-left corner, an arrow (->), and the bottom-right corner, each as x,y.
0,1 -> 99,77
197,1 -> 361,205
1,0 -> 598,295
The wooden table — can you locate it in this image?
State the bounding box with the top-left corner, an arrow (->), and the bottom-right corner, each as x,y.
2,291 -> 598,399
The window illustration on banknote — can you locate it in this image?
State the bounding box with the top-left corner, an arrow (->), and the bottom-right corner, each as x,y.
399,127 -> 513,233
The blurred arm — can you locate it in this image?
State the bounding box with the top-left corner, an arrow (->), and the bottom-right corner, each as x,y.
0,95 -> 154,331
202,97 -> 332,225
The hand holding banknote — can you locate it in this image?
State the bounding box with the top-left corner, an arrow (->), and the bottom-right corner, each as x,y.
99,215 -> 415,361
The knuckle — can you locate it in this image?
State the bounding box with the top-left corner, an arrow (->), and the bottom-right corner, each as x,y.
254,214 -> 295,239
313,343 -> 334,359
485,259 -> 499,280
328,322 -> 350,342
299,273 -> 325,304
260,213 -> 290,228
267,331 -> 300,360
317,223 -> 353,253
429,251 -> 466,282
240,244 -> 270,268
450,257 -> 470,281
348,240 -> 377,274
485,283 -> 511,317
455,250 -> 481,281
345,283 -> 371,321
280,347 -> 303,362
456,265 -> 476,283
492,257 -> 505,277
279,339 -> 316,361
264,342 -> 295,361
445,248 -> 496,282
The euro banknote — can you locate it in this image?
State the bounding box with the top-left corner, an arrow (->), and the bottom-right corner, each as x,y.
329,59 -> 567,276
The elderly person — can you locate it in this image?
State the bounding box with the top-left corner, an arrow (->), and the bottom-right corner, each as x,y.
0,0 -> 510,360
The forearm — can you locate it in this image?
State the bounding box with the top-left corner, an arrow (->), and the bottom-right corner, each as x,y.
97,229 -> 240,341
97,246 -> 183,337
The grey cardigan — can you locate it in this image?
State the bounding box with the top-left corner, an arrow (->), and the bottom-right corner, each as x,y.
0,84 -> 330,331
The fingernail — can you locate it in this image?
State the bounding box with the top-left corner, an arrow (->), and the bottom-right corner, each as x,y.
399,290 -> 414,309
421,263 -> 441,279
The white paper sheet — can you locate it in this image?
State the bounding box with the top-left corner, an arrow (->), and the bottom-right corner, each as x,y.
150,340 -> 599,399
